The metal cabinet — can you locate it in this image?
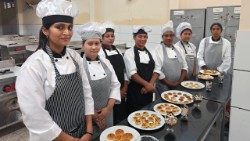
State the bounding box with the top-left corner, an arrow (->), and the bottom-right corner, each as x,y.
171,9 -> 206,48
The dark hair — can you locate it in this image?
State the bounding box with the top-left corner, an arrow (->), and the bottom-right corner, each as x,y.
36,27 -> 48,51
181,28 -> 192,35
102,28 -> 115,37
133,29 -> 147,37
210,23 -> 223,31
82,40 -> 86,45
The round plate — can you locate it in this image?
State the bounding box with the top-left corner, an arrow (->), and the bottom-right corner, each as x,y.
161,90 -> 194,105
153,103 -> 182,116
100,125 -> 140,141
181,81 -> 205,90
127,110 -> 165,131
200,69 -> 220,76
197,74 -> 214,80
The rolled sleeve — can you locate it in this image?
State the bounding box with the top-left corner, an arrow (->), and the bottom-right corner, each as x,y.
197,38 -> 206,68
29,123 -> 62,141
124,48 -> 137,79
105,60 -> 121,103
217,40 -> 231,73
154,45 -> 165,80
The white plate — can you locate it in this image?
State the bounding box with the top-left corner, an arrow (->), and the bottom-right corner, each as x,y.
161,90 -> 194,105
200,69 -> 220,76
181,81 -> 205,90
100,125 -> 140,141
197,74 -> 214,80
127,110 -> 165,131
153,103 -> 182,116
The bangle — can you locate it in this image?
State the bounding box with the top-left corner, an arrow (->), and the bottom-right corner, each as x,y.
86,131 -> 93,136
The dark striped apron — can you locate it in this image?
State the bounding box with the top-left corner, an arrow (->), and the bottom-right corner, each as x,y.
82,56 -> 112,139
45,46 -> 86,138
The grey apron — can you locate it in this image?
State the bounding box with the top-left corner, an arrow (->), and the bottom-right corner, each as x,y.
45,46 -> 85,138
83,56 -> 113,138
204,37 -> 223,69
155,43 -> 184,97
178,41 -> 195,78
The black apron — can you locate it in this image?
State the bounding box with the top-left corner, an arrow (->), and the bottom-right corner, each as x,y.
102,45 -> 127,124
126,46 -> 155,114
45,46 -> 86,138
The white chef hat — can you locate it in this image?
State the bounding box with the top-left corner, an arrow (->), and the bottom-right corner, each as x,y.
102,21 -> 115,32
78,22 -> 106,41
36,0 -> 78,28
132,26 -> 152,35
176,22 -> 192,39
161,21 -> 174,35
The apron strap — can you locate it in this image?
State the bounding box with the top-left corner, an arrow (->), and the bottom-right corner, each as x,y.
45,46 -> 79,78
133,46 -> 154,68
180,41 -> 188,54
45,46 -> 61,77
161,43 -> 183,64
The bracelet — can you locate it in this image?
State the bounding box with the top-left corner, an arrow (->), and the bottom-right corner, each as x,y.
86,131 -> 93,136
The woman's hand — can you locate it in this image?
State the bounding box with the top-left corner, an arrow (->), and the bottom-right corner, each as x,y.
120,86 -> 127,98
94,107 -> 112,129
144,83 -> 155,93
80,133 -> 92,141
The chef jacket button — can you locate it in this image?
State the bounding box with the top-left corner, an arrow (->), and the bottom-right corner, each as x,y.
66,56 -> 69,59
55,59 -> 58,62
89,62 -> 91,64
93,74 -> 95,77
103,73 -> 106,75
98,61 -> 100,64
175,56 -> 177,57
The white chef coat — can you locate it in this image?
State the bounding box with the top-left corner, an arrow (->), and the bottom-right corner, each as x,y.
175,41 -> 196,57
85,56 -> 121,102
197,36 -> 231,73
123,47 -> 161,79
99,48 -> 128,81
16,48 -> 94,141
153,44 -> 188,80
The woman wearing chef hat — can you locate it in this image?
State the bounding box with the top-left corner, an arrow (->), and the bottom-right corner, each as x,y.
78,22 -> 121,138
154,21 -> 188,94
99,21 -> 128,124
175,22 -> 197,78
16,0 -> 94,141
124,26 -> 160,114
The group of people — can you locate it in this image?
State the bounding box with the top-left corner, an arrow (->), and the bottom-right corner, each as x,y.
16,0 -> 231,141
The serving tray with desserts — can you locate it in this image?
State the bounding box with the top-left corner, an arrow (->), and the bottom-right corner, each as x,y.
161,90 -> 194,105
181,81 -> 205,90
200,69 -> 220,76
100,125 -> 140,141
127,110 -> 165,130
153,103 -> 182,116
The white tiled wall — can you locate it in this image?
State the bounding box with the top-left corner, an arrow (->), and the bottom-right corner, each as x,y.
19,24 -> 163,52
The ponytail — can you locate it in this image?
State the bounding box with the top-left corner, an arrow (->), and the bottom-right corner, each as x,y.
36,27 -> 48,51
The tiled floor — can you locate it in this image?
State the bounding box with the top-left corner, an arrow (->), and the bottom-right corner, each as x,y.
0,128 -> 29,141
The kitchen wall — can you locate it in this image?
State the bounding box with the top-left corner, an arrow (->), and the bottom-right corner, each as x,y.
16,0 -> 242,50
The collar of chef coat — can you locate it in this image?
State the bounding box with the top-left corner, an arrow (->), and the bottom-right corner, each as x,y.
43,46 -> 67,58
